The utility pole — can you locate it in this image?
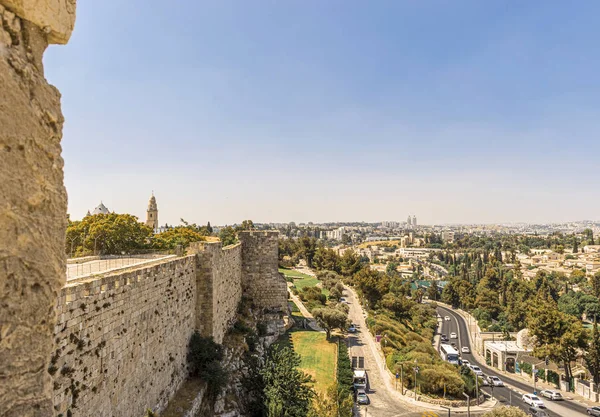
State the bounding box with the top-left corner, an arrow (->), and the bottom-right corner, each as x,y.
414,359 -> 419,397
440,405 -> 451,417
401,364 -> 404,395
475,375 -> 479,405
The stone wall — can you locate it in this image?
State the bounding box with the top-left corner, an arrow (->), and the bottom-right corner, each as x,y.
239,231 -> 288,313
50,257 -> 197,417
48,233 -> 287,417
1,1 -> 76,415
191,241 -> 242,344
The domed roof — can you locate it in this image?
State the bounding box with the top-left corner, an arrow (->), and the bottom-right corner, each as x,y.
92,202 -> 110,215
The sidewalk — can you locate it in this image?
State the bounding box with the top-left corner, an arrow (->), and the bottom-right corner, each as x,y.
287,283 -> 322,331
443,302 -> 600,409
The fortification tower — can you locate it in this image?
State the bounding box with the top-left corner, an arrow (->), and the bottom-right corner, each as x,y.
146,193 -> 158,231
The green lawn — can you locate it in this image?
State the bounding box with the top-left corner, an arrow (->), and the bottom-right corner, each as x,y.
279,268 -> 329,296
277,330 -> 337,395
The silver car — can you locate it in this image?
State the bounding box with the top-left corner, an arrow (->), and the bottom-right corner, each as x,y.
587,406 -> 600,416
540,389 -> 563,401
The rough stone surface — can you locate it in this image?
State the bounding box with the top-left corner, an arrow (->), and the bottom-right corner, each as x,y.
48,233 -> 287,417
239,231 -> 288,313
51,257 -> 197,417
0,5 -> 68,416
191,241 -> 242,344
1,0 -> 76,44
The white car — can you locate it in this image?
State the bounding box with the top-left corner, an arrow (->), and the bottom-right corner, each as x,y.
450,332 -> 457,339
469,365 -> 483,376
539,390 -> 563,401
488,376 -> 504,387
522,394 -> 545,408
445,316 -> 451,321
461,359 -> 470,367
461,346 -> 470,353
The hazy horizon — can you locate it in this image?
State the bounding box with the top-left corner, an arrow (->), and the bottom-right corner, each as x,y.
46,1 -> 600,226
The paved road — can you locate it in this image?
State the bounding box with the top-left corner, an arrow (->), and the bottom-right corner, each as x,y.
437,306 -> 587,417
345,288 -> 429,417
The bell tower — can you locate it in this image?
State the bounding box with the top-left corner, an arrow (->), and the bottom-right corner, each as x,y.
146,192 -> 158,231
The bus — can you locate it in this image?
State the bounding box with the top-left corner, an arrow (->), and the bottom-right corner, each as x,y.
440,344 -> 460,365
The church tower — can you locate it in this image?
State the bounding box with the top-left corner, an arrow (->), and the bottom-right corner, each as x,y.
146,193 -> 158,232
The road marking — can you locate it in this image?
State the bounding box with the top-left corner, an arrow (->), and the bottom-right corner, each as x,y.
421,412 -> 438,417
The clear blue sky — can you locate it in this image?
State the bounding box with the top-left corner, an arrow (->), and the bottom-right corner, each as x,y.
45,1 -> 600,225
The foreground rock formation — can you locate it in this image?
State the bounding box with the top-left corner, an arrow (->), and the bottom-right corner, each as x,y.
0,1 -> 76,416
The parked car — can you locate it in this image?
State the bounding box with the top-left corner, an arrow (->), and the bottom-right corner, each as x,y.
587,406 -> 600,416
461,346 -> 470,353
348,324 -> 357,333
461,359 -> 471,367
489,376 -> 504,387
528,407 -> 549,417
469,365 -> 483,376
450,332 -> 457,339
356,389 -> 369,405
522,394 -> 545,408
445,316 -> 451,321
539,390 -> 563,401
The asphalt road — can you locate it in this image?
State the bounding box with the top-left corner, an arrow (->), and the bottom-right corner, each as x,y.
437,306 -> 588,417
345,287 -> 425,417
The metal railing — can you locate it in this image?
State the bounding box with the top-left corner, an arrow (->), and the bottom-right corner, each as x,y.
66,252 -> 176,280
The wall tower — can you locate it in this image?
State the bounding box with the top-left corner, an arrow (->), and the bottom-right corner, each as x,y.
146,193 -> 158,231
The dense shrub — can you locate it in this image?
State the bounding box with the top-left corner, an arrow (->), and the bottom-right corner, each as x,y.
482,407 -> 528,417
187,332 -> 228,397
337,341 -> 354,395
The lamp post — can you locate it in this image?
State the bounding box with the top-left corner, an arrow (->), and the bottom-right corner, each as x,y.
440,405 -> 451,417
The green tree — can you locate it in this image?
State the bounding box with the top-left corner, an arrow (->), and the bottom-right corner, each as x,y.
187,332 -> 228,398
66,213 -> 153,256
219,226 -> 237,246
586,319 -> 600,385
339,249 -> 362,276
151,226 -> 206,250
592,272 -> 600,298
528,298 -> 588,383
313,306 -> 349,339
427,281 -> 440,301
261,346 -> 315,417
237,219 -> 255,231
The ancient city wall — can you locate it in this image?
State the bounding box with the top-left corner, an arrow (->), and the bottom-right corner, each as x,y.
51,257 -> 197,417
239,231 -> 288,313
192,241 -> 242,344
1,1 -> 76,415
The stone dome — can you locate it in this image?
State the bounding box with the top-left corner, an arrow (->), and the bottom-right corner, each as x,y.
92,202 -> 110,215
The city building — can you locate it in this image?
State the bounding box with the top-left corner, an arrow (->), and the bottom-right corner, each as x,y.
442,231 -> 455,243
412,215 -> 417,226
407,215 -> 412,226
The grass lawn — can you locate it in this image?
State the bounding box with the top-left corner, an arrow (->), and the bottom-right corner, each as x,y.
288,301 -> 304,318
279,268 -> 329,296
277,330 -> 337,395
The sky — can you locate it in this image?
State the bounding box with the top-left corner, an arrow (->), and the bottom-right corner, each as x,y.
44,1 -> 600,226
